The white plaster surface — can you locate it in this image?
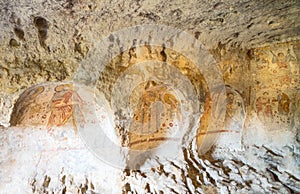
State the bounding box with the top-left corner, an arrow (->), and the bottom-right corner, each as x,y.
0,126 -> 122,193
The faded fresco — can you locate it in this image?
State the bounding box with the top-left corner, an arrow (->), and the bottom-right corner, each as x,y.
127,81 -> 181,150
254,90 -> 294,130
197,86 -> 245,151
225,86 -> 245,131
47,83 -> 84,131
251,42 -> 300,130
95,45 -> 209,153
213,47 -> 250,104
8,42 -> 300,154
10,85 -> 47,126
10,83 -> 84,132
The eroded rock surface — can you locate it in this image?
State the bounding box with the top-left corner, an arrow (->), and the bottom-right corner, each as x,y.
0,0 -> 299,193
1,0 -> 299,125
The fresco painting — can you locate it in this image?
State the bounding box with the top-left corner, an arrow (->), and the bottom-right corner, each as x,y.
127,81 -> 181,150
47,83 -> 84,132
224,87 -> 245,132
252,43 -> 299,130
10,84 -> 50,126
10,83 -> 85,133
197,86 -> 245,150
254,90 -> 296,130
8,42 -> 300,156
253,47 -> 298,90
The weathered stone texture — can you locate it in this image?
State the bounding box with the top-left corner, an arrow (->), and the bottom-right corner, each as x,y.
0,0 -> 300,126
0,0 -> 299,193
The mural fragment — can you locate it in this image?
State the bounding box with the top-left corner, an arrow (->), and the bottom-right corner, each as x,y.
10,82 -> 85,132
127,81 -> 182,150
252,42 -> 300,131
47,83 -> 84,131
254,90 -> 297,130
197,86 -> 245,150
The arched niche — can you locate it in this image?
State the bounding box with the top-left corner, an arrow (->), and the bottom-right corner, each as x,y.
10,82 -> 86,132
197,85 -> 246,151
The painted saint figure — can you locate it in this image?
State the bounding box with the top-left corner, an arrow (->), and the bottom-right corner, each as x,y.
225,90 -> 245,130
256,92 -> 273,123
278,92 -> 291,115
10,85 -> 45,126
47,83 -> 84,132
271,51 -> 290,69
128,81 -> 181,150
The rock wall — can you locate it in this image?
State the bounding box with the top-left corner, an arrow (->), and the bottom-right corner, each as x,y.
0,0 -> 300,193
1,0 -> 300,126
0,40 -> 299,193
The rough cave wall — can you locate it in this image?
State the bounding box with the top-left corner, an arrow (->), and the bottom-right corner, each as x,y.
0,0 -> 299,126
1,41 -> 299,193
0,0 -> 300,193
